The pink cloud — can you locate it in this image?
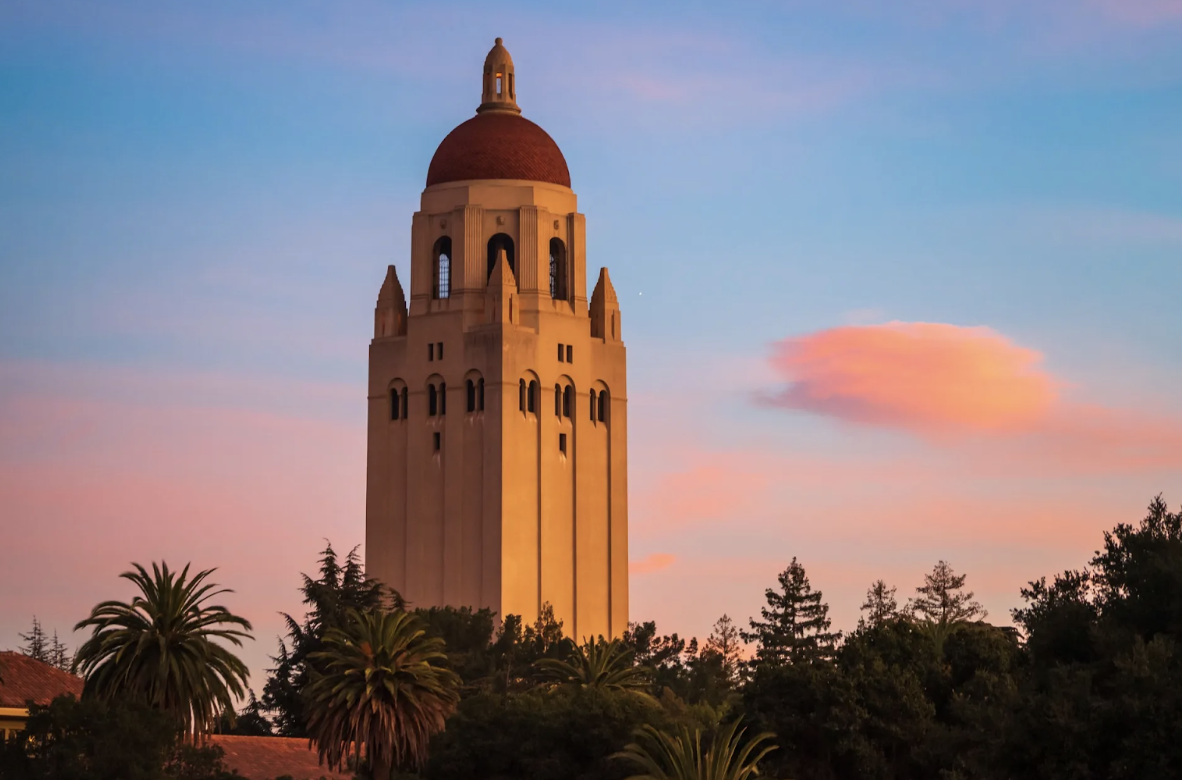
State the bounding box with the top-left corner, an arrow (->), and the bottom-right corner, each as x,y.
630,554 -> 677,575
764,322 -> 1058,435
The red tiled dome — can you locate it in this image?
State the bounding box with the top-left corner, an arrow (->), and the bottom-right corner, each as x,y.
426,111 -> 571,188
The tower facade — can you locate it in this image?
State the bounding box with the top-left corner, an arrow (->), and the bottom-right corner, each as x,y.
365,38 -> 628,640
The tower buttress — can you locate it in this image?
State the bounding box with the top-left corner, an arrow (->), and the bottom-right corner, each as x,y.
374,265 -> 407,338
486,248 -> 519,324
590,268 -> 621,342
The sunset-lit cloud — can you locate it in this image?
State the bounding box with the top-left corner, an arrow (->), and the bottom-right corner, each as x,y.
629,553 -> 677,575
763,322 -> 1058,436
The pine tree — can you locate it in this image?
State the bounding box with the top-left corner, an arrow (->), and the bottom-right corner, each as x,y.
908,561 -> 986,625
19,616 -> 49,663
858,580 -> 899,629
742,558 -> 840,665
704,613 -> 744,683
49,630 -> 71,671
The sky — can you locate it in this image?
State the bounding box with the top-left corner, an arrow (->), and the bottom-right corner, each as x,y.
1,0 -> 1181,689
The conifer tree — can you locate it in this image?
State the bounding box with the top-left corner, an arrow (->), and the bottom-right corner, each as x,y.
49,630 -> 71,672
19,616 -> 48,663
705,613 -> 744,683
908,561 -> 986,625
858,580 -> 899,629
742,558 -> 840,664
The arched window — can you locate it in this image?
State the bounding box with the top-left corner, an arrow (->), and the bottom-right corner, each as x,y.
487,233 -> 516,281
478,378 -> 485,411
428,384 -> 438,417
391,388 -> 401,421
598,389 -> 608,424
401,387 -> 408,418
554,384 -> 562,417
432,237 -> 452,300
467,379 -> 476,413
519,379 -> 526,412
439,382 -> 447,415
549,238 -> 567,300
589,389 -> 596,421
562,385 -> 572,418
527,380 -> 538,413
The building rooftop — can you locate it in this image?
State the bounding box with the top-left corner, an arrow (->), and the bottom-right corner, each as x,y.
0,651 -> 83,708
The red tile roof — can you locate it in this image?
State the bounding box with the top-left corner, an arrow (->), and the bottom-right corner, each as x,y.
0,651 -> 83,708
209,735 -> 353,780
426,111 -> 571,188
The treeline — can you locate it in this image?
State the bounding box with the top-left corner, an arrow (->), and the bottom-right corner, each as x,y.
3,495 -> 1181,779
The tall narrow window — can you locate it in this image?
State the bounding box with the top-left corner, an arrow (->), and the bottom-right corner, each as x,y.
391,389 -> 400,421
487,234 -> 516,281
528,380 -> 538,413
519,379 -> 526,412
566,345 -> 573,363
549,238 -> 567,299
439,382 -> 446,415
562,386 -> 572,418
554,384 -> 562,417
558,343 -> 565,362
467,380 -> 476,413
590,389 -> 596,421
478,378 -> 485,410
496,73 -> 503,95
401,387 -> 408,418
428,343 -> 434,361
432,237 -> 452,299
433,431 -> 441,452
598,390 -> 608,424
428,384 -> 438,417
559,432 -> 567,454
437,342 -> 444,360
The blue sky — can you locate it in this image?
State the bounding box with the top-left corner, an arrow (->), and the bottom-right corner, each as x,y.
2,0 -> 1181,683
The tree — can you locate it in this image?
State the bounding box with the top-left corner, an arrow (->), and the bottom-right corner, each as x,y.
20,616 -> 49,663
742,558 -> 840,665
858,580 -> 899,629
614,720 -> 776,780
535,637 -> 653,696
262,542 -> 394,736
304,608 -> 460,779
908,561 -> 985,625
0,694 -> 238,780
704,614 -> 744,685
50,630 -> 71,672
72,562 -> 253,737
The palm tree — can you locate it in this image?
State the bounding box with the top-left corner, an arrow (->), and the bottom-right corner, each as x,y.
534,636 -> 653,695
304,608 -> 460,779
72,561 -> 252,736
615,720 -> 777,780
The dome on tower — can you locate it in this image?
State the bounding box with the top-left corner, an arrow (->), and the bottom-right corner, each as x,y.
425,38 -> 571,189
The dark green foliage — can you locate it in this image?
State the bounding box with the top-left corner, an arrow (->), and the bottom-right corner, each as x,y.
742,557 -> 841,664
424,686 -> 665,780
262,543 -> 395,736
214,689 -> 273,736
0,694 -> 239,779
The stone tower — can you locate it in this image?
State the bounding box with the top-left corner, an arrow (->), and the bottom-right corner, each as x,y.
365,38 -> 628,641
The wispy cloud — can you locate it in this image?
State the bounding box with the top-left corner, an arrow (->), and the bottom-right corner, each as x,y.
630,553 -> 677,575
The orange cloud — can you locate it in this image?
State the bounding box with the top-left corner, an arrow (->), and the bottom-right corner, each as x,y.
764,322 -> 1058,436
630,553 -> 677,575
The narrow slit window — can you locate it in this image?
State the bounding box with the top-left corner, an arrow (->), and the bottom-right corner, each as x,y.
519,379 -> 526,412
549,238 -> 567,299
428,343 -> 434,361
555,384 -> 562,417
432,237 -> 452,300
433,431 -> 441,452
496,73 -> 503,95
566,345 -> 573,363
559,432 -> 567,455
401,387 -> 408,418
590,389 -> 596,421
437,342 -> 444,360
391,389 -> 400,421
428,384 -> 438,417
478,379 -> 485,410
562,386 -> 572,418
558,343 -> 565,362
598,390 -> 607,424
527,380 -> 538,414
439,382 -> 446,415
467,380 -> 476,413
